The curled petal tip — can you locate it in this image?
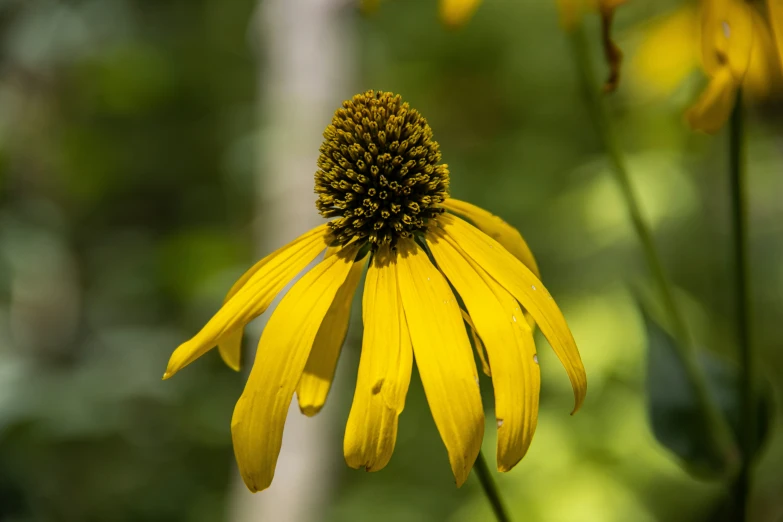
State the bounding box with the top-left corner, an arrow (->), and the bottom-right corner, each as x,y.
299,405 -> 322,417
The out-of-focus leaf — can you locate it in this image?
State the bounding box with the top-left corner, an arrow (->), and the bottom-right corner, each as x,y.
642,306 -> 773,479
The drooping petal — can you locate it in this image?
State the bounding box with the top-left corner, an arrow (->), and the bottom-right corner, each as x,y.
743,10 -> 777,100
163,224 -> 329,379
396,239 -> 484,487
701,0 -> 754,80
440,0 -> 482,29
686,66 -> 738,133
435,213 -> 586,413
297,256 -> 367,416
428,229 -> 540,472
768,0 -> 783,76
442,198 -> 540,278
231,244 -> 360,492
344,245 -> 413,471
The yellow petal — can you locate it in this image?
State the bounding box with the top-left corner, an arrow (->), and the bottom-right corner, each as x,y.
344,245 -> 413,471
742,10 -> 778,100
686,66 -> 738,133
631,6 -> 700,97
163,224 -> 329,379
461,309 -> 491,377
767,0 -> 783,82
440,0 -> 482,29
231,244 -> 360,492
428,229 -> 540,472
556,0 -> 587,31
297,256 -> 367,416
435,213 -> 586,413
442,198 -> 540,278
396,239 -> 484,487
701,0 -> 754,80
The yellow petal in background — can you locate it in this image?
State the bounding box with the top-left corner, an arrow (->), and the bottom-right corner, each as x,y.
344,245 -> 412,471
743,10 -> 779,100
767,0 -> 783,79
428,229 -> 540,472
631,6 -> 700,97
556,0 -> 587,31
440,0 -> 482,29
396,239 -> 484,487
297,255 -> 367,416
443,198 -> 539,277
686,66 -> 738,133
163,224 -> 329,379
701,0 -> 754,80
436,213 -> 586,413
231,244 -> 359,493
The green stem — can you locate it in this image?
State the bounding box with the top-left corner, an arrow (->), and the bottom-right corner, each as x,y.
474,450 -> 512,522
729,91 -> 753,520
568,25 -> 737,470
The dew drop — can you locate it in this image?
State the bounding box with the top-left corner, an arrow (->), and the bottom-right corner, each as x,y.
533,354 -> 539,364
722,20 -> 731,39
512,315 -> 517,323
497,419 -> 504,428
475,376 -> 480,386
531,285 -> 537,291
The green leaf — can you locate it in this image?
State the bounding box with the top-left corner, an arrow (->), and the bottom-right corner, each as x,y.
641,306 -> 773,479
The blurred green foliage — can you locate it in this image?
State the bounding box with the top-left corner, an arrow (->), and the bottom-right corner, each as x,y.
1,0 -> 783,521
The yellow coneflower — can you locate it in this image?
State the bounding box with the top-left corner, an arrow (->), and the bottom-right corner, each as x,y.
633,0 -> 783,133
163,91 -> 586,493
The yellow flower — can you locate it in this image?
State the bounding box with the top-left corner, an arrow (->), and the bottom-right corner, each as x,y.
163,91 -> 586,493
361,0 -> 483,28
632,0 -> 783,133
557,0 -> 630,92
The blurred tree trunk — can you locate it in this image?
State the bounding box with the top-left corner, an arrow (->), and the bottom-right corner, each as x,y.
228,1 -> 356,521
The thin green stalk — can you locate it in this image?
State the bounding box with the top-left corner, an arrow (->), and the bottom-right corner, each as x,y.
568,25 -> 737,470
729,91 -> 753,521
474,450 -> 512,522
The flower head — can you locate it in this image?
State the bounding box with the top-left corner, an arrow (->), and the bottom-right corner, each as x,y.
163,91 -> 586,492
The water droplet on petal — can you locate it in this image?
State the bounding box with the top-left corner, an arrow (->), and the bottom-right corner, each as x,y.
722,20 -> 731,39
475,376 -> 480,386
497,419 -> 504,428
533,354 -> 539,364
531,285 -> 537,291
512,315 -> 517,323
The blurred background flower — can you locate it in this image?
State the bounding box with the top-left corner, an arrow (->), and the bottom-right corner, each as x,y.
1,0 -> 782,521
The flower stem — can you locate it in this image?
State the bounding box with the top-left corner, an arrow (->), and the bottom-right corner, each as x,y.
567,25 -> 737,470
474,450 -> 512,522
729,90 -> 753,521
